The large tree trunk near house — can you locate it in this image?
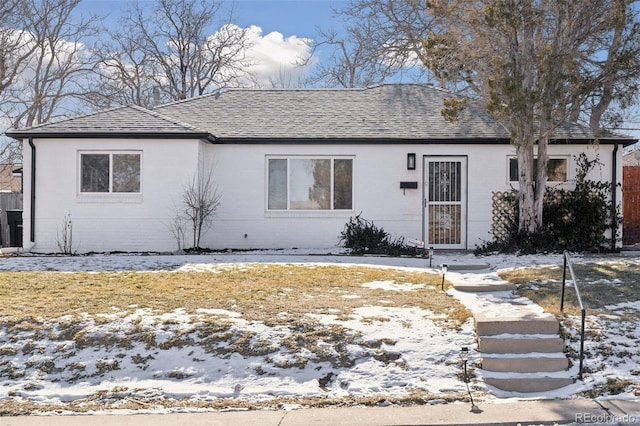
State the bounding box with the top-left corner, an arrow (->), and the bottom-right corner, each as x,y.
534,120 -> 551,230
517,144 -> 537,233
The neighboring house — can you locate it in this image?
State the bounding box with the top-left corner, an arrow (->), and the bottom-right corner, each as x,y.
6,84 -> 637,253
0,164 -> 22,193
623,147 -> 640,245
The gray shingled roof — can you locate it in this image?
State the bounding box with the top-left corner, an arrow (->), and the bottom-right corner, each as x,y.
7,84 -> 636,144
7,104 -> 209,138
155,84 -> 512,141
536,120 -> 628,142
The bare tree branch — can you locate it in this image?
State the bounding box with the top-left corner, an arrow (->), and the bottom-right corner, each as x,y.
1,0 -> 100,128
116,0 -> 253,103
181,167 -> 222,250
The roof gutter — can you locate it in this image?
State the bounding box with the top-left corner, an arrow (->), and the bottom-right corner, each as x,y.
6,131 -> 214,140
28,137 -> 36,243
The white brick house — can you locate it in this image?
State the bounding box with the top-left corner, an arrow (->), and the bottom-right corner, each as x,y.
7,84 -> 636,253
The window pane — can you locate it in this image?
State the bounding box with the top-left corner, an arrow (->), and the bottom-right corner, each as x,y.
429,205 -> 461,245
113,154 -> 141,192
334,159 -> 353,209
81,154 -> 109,192
509,158 -> 567,182
547,159 -> 567,181
509,158 -> 518,181
290,159 -> 330,209
429,161 -> 460,202
268,159 -> 287,209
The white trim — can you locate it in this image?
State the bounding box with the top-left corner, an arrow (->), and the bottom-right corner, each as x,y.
507,155 -> 570,184
77,150 -> 143,199
264,155 -> 355,214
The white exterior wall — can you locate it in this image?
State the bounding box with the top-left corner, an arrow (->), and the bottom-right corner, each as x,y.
24,137 -> 202,253
23,138 -> 623,253
201,142 -> 623,251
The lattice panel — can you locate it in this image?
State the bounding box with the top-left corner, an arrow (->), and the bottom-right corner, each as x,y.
491,191 -> 516,240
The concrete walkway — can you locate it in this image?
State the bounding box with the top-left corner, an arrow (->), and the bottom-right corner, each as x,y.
447,265 -> 575,394
2,399 -> 639,425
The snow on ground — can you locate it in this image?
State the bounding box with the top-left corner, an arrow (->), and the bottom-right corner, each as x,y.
0,249 -> 638,415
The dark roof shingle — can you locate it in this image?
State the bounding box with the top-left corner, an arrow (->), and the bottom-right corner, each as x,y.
155,84 -> 511,141
7,105 -> 209,138
7,84 -> 636,144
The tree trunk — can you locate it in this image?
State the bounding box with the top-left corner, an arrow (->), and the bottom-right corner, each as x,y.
517,143 -> 537,233
534,128 -> 550,230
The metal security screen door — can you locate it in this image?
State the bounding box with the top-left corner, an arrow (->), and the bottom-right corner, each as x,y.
424,157 -> 467,248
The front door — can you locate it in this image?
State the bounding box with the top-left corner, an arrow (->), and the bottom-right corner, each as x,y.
424,157 -> 467,249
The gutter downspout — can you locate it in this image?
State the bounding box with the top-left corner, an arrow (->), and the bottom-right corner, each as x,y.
611,143 -> 619,251
28,138 -> 35,243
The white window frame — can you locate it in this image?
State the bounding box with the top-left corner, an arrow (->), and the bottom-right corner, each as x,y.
77,150 -> 143,202
507,156 -> 569,184
265,155 -> 354,214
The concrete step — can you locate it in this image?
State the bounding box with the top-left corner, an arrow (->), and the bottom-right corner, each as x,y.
484,376 -> 575,393
482,354 -> 569,373
446,264 -> 490,271
479,335 -> 565,353
454,281 -> 516,292
475,312 -> 559,336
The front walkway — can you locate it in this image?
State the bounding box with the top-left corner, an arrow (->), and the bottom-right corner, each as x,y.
444,266 -> 576,395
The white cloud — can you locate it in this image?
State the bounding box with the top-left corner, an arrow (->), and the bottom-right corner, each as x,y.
242,25 -> 316,88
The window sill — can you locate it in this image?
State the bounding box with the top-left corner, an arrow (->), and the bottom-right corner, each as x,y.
265,210 -> 354,219
77,194 -> 143,204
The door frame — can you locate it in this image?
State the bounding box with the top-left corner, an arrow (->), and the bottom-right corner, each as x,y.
422,155 -> 468,249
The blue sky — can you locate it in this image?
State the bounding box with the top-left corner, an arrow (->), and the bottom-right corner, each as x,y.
234,0 -> 347,37
78,0 -> 347,39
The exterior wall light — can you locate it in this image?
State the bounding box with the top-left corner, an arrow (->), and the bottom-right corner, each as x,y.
407,153 -> 416,170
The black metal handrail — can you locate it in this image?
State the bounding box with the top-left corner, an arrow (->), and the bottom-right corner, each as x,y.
561,250 -> 586,381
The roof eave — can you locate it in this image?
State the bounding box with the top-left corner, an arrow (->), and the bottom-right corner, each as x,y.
209,137 -> 514,144
548,137 -> 638,146
5,131 -> 215,142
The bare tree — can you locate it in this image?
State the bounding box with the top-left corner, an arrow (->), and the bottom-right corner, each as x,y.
117,0 -> 252,104
0,0 -> 99,164
181,168 -> 222,250
1,0 -> 36,162
266,66 -> 306,89
334,0 -> 439,86
583,0 -> 640,133
57,214 -> 74,255
1,0 -> 100,129
305,21 -> 398,88
90,28 -> 158,109
0,0 -> 37,97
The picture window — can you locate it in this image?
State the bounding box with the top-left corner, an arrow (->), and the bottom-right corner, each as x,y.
508,157 -> 568,182
267,157 -> 353,210
80,152 -> 141,193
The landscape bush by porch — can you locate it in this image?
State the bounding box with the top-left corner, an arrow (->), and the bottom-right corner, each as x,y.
479,153 -> 619,254
339,214 -> 409,255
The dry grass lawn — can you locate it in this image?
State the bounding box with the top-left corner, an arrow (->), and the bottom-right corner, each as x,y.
498,261 -> 640,317
0,264 -> 474,414
0,264 -> 470,327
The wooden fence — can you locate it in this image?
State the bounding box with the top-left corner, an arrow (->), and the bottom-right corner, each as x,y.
623,166 -> 640,245
0,193 -> 23,247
